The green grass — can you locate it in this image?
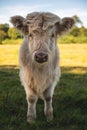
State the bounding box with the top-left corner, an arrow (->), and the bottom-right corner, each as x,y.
0,66 -> 87,130
0,44 -> 87,130
2,39 -> 22,45
59,35 -> 87,44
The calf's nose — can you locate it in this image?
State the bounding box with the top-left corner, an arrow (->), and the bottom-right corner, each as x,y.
35,52 -> 48,63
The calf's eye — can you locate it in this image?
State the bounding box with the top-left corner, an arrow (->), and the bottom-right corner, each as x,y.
51,34 -> 55,38
29,33 -> 33,39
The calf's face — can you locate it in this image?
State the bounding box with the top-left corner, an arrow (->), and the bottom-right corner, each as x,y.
28,24 -> 58,64
10,12 -> 75,64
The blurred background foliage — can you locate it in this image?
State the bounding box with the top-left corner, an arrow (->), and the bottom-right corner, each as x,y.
0,15 -> 87,44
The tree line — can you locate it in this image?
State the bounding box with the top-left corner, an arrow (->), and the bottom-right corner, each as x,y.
0,24 -> 21,43
0,15 -> 87,44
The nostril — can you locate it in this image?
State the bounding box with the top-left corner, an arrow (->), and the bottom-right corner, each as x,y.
44,54 -> 48,60
35,54 -> 39,61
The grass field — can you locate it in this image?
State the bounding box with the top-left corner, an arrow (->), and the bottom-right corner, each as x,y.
0,44 -> 87,130
0,44 -> 87,67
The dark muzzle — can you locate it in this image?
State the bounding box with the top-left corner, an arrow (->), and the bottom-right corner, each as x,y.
35,52 -> 48,63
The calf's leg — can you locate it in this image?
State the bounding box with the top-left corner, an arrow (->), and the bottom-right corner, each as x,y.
43,86 -> 55,121
26,88 -> 38,123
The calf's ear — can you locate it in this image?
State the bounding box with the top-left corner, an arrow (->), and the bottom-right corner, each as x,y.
10,16 -> 29,35
57,17 -> 75,35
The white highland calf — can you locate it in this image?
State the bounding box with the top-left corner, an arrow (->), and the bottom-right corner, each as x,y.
11,12 -> 75,123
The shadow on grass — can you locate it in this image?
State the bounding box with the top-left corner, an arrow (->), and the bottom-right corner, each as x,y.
0,65 -> 87,130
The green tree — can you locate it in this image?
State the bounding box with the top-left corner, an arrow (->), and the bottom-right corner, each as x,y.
8,27 -> 21,39
84,28 -> 87,36
73,15 -> 83,27
70,27 -> 80,37
80,27 -> 87,36
0,30 -> 7,44
0,23 -> 9,33
0,23 -> 9,39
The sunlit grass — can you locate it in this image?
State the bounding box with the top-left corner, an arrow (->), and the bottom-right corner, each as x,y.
59,44 -> 87,67
0,45 -> 19,66
0,44 -> 87,68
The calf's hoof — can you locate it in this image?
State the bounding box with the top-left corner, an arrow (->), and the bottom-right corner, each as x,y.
46,113 -> 53,122
27,115 -> 36,124
45,111 -> 53,121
